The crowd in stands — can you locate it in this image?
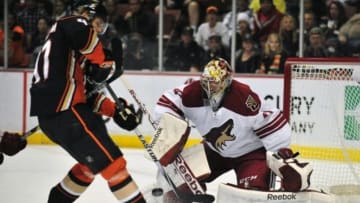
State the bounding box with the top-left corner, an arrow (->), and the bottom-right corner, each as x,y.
0,0 -> 359,74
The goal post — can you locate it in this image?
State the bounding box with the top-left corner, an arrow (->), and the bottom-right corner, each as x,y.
283,58 -> 360,196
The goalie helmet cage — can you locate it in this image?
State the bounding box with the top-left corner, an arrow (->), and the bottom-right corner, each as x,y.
283,57 -> 360,197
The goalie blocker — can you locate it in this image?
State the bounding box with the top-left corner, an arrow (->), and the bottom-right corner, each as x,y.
150,113 -> 212,202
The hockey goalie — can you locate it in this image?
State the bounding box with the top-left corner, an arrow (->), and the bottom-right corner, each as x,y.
149,58 -> 335,202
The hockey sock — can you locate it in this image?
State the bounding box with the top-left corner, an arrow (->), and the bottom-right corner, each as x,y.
48,163 -> 94,203
108,175 -> 146,203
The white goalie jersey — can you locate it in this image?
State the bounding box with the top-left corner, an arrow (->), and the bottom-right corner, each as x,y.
153,80 -> 291,158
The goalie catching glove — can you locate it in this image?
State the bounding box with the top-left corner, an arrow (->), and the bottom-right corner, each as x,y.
267,148 -> 313,192
0,132 -> 27,156
113,98 -> 142,131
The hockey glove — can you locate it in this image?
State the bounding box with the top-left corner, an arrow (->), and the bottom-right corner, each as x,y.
86,49 -> 115,83
0,132 -> 27,156
113,98 -> 143,131
267,148 -> 313,192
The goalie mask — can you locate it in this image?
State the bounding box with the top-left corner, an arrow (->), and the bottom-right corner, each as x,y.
200,58 -> 233,111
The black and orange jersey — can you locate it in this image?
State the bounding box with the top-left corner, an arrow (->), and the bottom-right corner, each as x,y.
30,15 -> 107,116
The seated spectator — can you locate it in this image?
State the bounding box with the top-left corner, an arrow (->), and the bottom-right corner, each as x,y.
29,17 -> 50,67
235,34 -> 261,73
303,11 -> 318,46
164,26 -> 205,72
338,1 -> 359,57
321,1 -> 347,41
124,0 -> 157,68
195,6 -> 229,51
249,0 -> 286,13
203,34 -> 230,62
222,0 -> 253,39
123,33 -> 154,70
258,33 -> 287,74
253,0 -> 284,49
304,27 -> 329,57
279,14 -> 299,57
233,12 -> 253,50
52,0 -> 66,21
0,16 -> 30,68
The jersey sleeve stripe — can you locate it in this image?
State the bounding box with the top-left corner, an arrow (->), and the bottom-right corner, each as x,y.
57,52 -> 76,112
80,29 -> 99,55
254,113 -> 287,137
257,119 -> 287,139
157,95 -> 184,117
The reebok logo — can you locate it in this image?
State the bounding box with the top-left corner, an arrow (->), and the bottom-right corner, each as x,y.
267,193 -> 296,200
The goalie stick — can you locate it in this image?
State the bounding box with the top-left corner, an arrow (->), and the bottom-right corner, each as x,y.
105,82 -> 215,203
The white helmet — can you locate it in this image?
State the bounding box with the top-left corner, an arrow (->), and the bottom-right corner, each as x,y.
200,58 -> 233,110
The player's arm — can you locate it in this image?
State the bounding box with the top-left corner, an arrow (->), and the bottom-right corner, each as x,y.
67,17 -> 115,82
153,85 -> 187,125
253,97 -> 291,151
86,91 -> 142,131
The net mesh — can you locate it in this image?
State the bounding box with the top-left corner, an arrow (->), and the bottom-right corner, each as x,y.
288,62 -> 360,195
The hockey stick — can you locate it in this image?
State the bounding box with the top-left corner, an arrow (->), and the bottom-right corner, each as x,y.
105,82 -> 214,203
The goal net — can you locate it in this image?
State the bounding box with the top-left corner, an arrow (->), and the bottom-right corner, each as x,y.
283,58 -> 360,196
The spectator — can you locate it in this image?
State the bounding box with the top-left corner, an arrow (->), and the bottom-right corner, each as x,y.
164,26 -> 205,72
52,0 -> 67,21
303,11 -> 317,46
0,14 -> 29,68
338,12 -> 360,57
16,0 -> 51,50
222,0 -> 253,39
321,1 -> 347,40
279,14 -> 299,57
29,17 -> 50,53
124,0 -> 157,68
258,33 -> 287,74
253,0 -> 284,48
124,0 -> 157,41
196,6 -> 229,51
123,33 -> 154,70
304,27 -> 329,57
28,17 -> 50,67
233,12 -> 253,50
303,0 -> 327,24
235,34 -> 261,73
102,0 -> 119,24
203,34 -> 230,62
249,0 -> 286,13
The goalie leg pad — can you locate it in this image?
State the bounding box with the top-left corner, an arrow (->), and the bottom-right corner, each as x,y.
266,150 -> 313,192
151,113 -> 190,166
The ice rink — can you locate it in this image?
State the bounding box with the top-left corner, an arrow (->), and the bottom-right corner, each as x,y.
0,145 -> 234,203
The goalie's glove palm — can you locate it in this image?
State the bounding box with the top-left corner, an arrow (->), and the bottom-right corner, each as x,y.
113,98 -> 143,131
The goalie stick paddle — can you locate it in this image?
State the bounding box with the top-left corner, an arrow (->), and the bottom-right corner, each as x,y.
105,82 -> 215,203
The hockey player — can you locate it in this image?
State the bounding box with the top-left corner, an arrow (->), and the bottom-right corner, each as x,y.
29,0 -> 145,202
0,131 -> 27,164
152,58 -> 313,202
